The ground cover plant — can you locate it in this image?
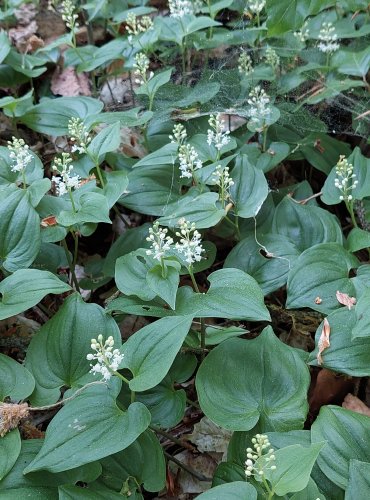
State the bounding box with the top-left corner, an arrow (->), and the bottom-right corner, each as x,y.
0,0 -> 369,498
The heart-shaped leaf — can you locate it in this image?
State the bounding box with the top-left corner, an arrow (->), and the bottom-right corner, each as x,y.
0,353 -> 35,401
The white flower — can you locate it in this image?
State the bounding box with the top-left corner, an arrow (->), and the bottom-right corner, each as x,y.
169,123 -> 187,146
247,86 -> 271,131
245,434 -> 276,479
238,51 -> 254,76
294,21 -> 309,43
87,334 -> 123,381
212,165 -> 234,206
146,221 -> 174,261
133,52 -> 153,85
318,22 -> 340,54
68,117 -> 91,153
175,218 -> 205,265
168,0 -> 194,18
126,12 -> 153,37
52,152 -> 81,196
245,0 -> 266,15
207,113 -> 230,151
61,0 -> 79,31
178,143 -> 203,178
265,47 -> 280,69
334,155 -> 358,202
7,137 -> 32,173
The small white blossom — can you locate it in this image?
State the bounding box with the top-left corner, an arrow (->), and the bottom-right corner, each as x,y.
212,165 -> 234,206
7,137 -> 32,173
68,117 -> 92,154
294,21 -> 309,42
247,86 -> 271,131
207,113 -> 230,151
334,155 -> 358,202
126,12 -> 153,37
245,434 -> 276,479
178,144 -> 203,178
245,0 -> 266,15
169,123 -> 187,146
146,221 -> 174,261
265,47 -> 280,70
61,0 -> 79,31
175,218 -> 205,265
238,51 -> 254,76
133,52 -> 153,85
87,334 -> 123,381
168,0 -> 194,18
318,22 -> 340,54
52,152 -> 81,196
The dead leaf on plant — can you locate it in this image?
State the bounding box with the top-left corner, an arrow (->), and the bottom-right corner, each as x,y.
317,317 -> 330,366
336,290 -> 356,310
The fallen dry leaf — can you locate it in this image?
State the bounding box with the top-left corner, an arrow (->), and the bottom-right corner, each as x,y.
309,369 -> 353,416
9,21 -> 38,52
51,67 -> 91,97
336,290 -> 356,310
342,393 -> 370,417
317,317 -> 330,366
186,417 -> 232,460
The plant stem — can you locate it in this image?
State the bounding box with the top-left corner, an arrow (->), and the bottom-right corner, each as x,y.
346,201 -> 358,228
112,371 -> 135,403
189,267 -> 206,351
61,238 -> 81,293
164,451 -> 210,481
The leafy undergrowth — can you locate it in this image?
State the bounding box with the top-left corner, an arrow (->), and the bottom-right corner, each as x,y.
0,0 -> 370,498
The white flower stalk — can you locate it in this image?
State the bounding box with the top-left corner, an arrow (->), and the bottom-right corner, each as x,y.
169,123 -> 187,146
146,221 -> 174,261
238,51 -> 254,76
247,86 -> 271,131
178,143 -> 203,179
245,0 -> 266,15
207,113 -> 230,151
265,47 -> 280,70
87,335 -> 123,382
245,434 -> 276,479
133,52 -> 153,85
294,21 -> 309,42
168,0 -> 194,18
52,152 -> 81,197
318,22 -> 340,54
212,165 -> 234,206
7,137 -> 32,173
61,0 -> 79,31
68,117 -> 92,154
126,12 -> 153,36
175,218 -> 205,265
334,155 -> 358,202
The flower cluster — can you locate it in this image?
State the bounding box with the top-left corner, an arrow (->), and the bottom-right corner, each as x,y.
175,218 -> 205,265
294,21 -> 309,42
7,137 -> 32,173
169,123 -> 187,146
247,86 -> 271,131
168,0 -> 194,18
318,22 -> 340,54
207,113 -> 230,151
61,0 -> 79,31
133,52 -> 153,85
265,47 -> 280,70
126,12 -> 153,36
146,221 -> 174,261
52,152 -> 81,196
212,165 -> 234,206
238,51 -> 254,76
245,434 -> 276,478
334,155 -> 358,202
87,335 -> 123,381
178,143 -> 203,179
68,117 -> 92,154
245,0 -> 266,15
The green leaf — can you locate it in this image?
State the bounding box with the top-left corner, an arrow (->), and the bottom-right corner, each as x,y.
272,196 -> 343,252
230,155 -> 269,218
25,293 -> 121,405
57,192 -> 111,226
0,146 -> 43,187
24,387 -> 151,473
308,309 -> 370,375
95,429 -> 166,493
347,228 -> 370,253
0,353 -> 35,401
0,189 -> 41,272
300,133 -> 351,175
123,315 -> 193,391
286,243 -> 359,314
196,481 -> 257,499
311,406 -> 370,489
346,460 -> 370,500
352,288 -> 370,339
133,143 -> 178,168
0,430 -> 21,480
196,327 -> 310,431
0,269 -> 70,321
19,97 -> 103,135
146,262 -> 180,310
265,442 -> 325,496
289,477 -> 327,500
0,31 -> 11,64
332,47 -> 370,77
256,142 -> 290,173
87,122 -> 121,161
115,249 -> 157,302
135,68 -> 173,98
0,487 -> 58,499
58,486 -> 123,499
